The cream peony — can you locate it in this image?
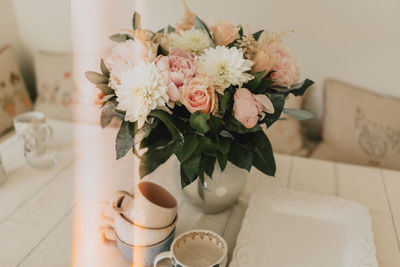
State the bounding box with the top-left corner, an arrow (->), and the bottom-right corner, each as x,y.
268,43 -> 300,88
170,29 -> 211,55
198,46 -> 254,93
115,62 -> 169,128
106,38 -> 156,90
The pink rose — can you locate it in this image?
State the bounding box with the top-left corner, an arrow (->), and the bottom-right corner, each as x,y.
106,39 -> 156,90
268,43 -> 300,88
233,88 -> 275,128
210,20 -> 240,46
156,47 -> 196,103
181,78 -> 214,114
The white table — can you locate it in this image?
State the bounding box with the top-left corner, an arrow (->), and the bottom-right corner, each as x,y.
0,120 -> 399,267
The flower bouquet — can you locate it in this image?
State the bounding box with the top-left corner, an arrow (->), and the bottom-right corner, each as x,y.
86,1 -> 313,190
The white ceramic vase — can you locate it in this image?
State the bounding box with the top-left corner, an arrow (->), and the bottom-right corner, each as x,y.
182,162 -> 248,214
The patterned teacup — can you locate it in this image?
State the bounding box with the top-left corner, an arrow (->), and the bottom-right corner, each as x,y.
153,230 -> 228,267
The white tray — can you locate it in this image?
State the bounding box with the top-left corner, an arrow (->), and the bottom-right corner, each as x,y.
230,188 -> 377,267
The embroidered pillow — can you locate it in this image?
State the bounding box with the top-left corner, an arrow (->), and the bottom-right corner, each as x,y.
0,45 -> 32,135
311,79 -> 400,170
34,51 -> 75,120
265,95 -> 309,155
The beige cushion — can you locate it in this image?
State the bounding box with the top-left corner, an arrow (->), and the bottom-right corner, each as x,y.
0,45 -> 32,135
311,79 -> 400,170
34,51 -> 75,120
265,95 -> 308,155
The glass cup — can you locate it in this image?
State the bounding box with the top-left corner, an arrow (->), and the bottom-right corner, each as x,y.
13,112 -> 57,169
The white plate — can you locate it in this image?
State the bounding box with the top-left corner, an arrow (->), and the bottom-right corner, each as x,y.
230,188 -> 377,267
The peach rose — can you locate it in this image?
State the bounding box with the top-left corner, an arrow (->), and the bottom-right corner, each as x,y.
268,42 -> 300,87
210,20 -> 240,46
181,78 -> 214,114
233,88 -> 274,128
155,47 -> 196,103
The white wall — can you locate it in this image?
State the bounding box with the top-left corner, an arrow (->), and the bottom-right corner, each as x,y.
135,0 -> 400,138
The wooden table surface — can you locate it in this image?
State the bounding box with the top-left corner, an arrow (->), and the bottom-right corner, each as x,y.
0,120 -> 399,267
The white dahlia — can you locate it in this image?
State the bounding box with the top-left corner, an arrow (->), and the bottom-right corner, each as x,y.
170,29 -> 210,55
115,62 -> 169,128
198,46 -> 254,93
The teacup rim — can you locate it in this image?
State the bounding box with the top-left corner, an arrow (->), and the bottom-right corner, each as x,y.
14,111 -> 46,124
115,226 -> 176,248
118,211 -> 178,230
170,229 -> 228,266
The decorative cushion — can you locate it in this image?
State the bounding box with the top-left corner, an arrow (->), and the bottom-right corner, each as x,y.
34,51 -> 75,120
265,95 -> 308,155
311,79 -> 400,170
0,45 -> 32,135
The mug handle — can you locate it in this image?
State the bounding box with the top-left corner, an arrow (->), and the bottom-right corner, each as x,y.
153,251 -> 172,267
40,123 -> 53,145
100,225 -> 117,247
111,190 -> 133,213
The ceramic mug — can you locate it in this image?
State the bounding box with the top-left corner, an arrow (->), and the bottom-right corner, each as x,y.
102,207 -> 177,246
101,225 -> 175,266
112,181 -> 178,228
153,230 -> 228,267
13,111 -> 57,169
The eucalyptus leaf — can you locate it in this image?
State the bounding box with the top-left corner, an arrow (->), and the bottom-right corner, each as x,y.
167,25 -> 175,33
132,12 -> 141,30
85,71 -> 108,85
194,16 -> 216,48
190,111 -> 209,134
100,101 -> 116,128
100,59 -> 110,77
282,108 -> 314,121
271,79 -> 314,97
97,83 -> 114,95
109,33 -> 133,43
115,121 -> 135,160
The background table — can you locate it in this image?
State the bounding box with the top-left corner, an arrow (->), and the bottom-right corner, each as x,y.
0,120 -> 399,267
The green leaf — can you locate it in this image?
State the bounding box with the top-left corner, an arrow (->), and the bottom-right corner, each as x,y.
228,141 -> 253,171
282,108 -> 314,121
208,116 -> 222,134
190,111 -> 209,134
199,136 -> 217,156
132,12 -> 141,30
194,16 -> 216,48
148,109 -> 184,140
181,148 -> 201,181
218,89 -> 233,115
225,114 -> 262,134
271,79 -> 314,97
219,130 -> 234,139
100,59 -> 110,77
180,166 -> 192,188
167,25 -> 175,33
97,83 -> 114,95
109,33 -> 133,42
247,131 -> 276,176
178,134 -> 199,162
253,30 -> 264,41
100,101 -> 117,128
139,141 -> 176,178
245,70 -> 265,92
217,137 -> 231,154
253,79 -> 274,94
216,151 -> 228,171
201,155 -> 216,178
263,93 -> 286,127
115,121 -> 135,160
85,71 -> 108,84
134,121 -> 156,145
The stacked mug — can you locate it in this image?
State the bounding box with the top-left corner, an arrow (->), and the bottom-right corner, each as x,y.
102,181 -> 178,267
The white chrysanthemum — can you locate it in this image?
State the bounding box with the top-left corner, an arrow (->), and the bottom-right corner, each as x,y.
115,62 -> 169,128
198,46 -> 254,93
170,29 -> 210,55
